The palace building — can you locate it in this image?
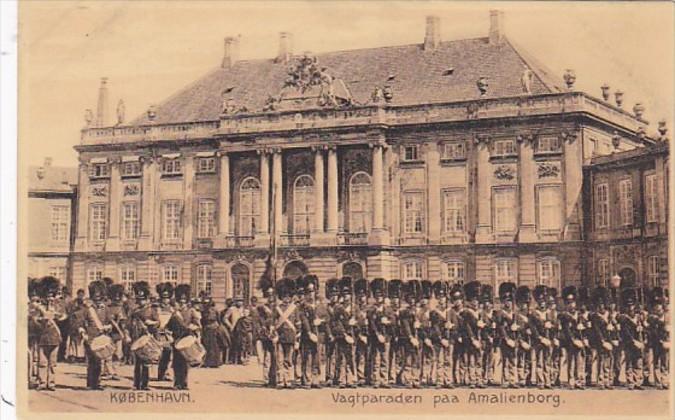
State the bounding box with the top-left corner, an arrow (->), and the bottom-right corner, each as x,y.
70,11 -> 666,304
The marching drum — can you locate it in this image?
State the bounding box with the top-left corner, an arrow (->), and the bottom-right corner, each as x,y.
175,335 -> 206,367
131,335 -> 162,364
90,335 -> 115,360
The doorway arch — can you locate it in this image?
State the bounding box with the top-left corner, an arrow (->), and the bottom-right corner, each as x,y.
283,260 -> 308,281
618,267 -> 637,289
342,261 -> 364,280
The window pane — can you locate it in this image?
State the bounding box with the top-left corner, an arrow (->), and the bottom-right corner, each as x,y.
619,179 -> 633,226
538,186 -> 562,231
494,189 -> 516,232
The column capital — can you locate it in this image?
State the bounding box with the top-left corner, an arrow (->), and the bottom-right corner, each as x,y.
255,147 -> 270,156
271,147 -> 283,155
311,144 -> 328,153
368,142 -> 387,150
215,150 -> 229,158
326,144 -> 338,152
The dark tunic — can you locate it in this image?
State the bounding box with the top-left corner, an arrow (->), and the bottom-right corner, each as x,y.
202,306 -> 227,367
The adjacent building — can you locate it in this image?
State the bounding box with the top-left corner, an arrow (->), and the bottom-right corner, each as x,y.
69,11 -> 665,305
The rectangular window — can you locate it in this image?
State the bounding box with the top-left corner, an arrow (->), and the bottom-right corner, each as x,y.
196,265 -> 213,295
48,266 -> 66,281
595,183 -> 609,229
492,139 -> 516,157
162,159 -> 182,175
120,265 -> 136,292
443,189 -> 465,233
597,258 -> 609,287
645,174 -> 658,223
120,161 -> 142,177
163,264 -> 180,286
50,205 -> 70,241
495,258 -> 518,285
402,261 -> 423,281
537,185 -> 562,231
536,136 -> 561,153
403,192 -> 424,234
87,266 -> 103,284
648,256 -> 659,287
90,204 -> 107,241
441,142 -> 466,160
197,157 -> 216,174
197,199 -> 217,238
619,179 -> 633,226
89,163 -> 110,179
162,200 -> 182,240
403,145 -> 419,162
493,188 -> 516,232
446,261 -> 465,283
537,258 -> 561,288
121,202 -> 140,240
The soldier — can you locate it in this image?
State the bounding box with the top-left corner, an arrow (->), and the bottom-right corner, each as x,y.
559,285 -> 585,389
275,278 -> 300,389
398,279 -> 421,388
386,279 -> 402,386
461,281 -> 482,389
324,278 -> 340,386
257,276 -> 277,386
618,287 -> 645,390
367,278 -> 391,388
103,283 -> 127,381
81,280 -> 113,390
67,289 -> 87,362
35,277 -> 66,391
514,286 -> 533,387
579,287 -> 592,386
608,288 -> 623,387
530,285 -> 551,389
333,277 -> 357,388
647,287 -> 669,389
589,286 -> 613,389
353,278 -> 370,386
496,282 -> 518,388
313,276 -> 331,387
428,281 -> 452,388
418,280 -> 435,386
225,297 -> 245,365
448,283 -> 464,386
547,287 -> 561,386
480,285 -> 497,387
128,282 -> 155,390
169,284 -> 201,390
297,275 -> 321,388
154,283 -> 175,381
28,279 -> 42,389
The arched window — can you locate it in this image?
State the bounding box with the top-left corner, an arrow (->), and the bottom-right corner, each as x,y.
293,175 -> 314,234
343,261 -> 364,280
283,260 -> 308,281
231,263 -> 250,302
196,264 -> 213,296
349,172 -> 372,233
240,177 -> 261,236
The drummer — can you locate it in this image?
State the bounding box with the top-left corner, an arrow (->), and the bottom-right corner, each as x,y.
81,280 -> 113,391
168,284 -> 201,390
129,281 -> 156,390
155,283 -> 175,381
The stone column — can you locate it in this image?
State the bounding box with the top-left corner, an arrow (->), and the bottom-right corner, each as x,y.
327,146 -> 338,232
475,136 -> 492,243
563,132 -> 582,240
74,160 -> 90,251
313,146 -> 325,233
183,156 -> 195,249
259,150 -> 270,234
272,149 -> 283,236
139,156 -> 157,250
426,143 -> 441,244
369,143 -> 390,245
218,152 -> 230,241
107,160 -> 121,251
519,135 -> 536,242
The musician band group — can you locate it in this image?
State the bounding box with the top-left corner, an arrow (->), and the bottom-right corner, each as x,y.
28,273 -> 670,392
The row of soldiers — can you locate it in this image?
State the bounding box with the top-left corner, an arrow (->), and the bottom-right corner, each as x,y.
255,276 -> 670,390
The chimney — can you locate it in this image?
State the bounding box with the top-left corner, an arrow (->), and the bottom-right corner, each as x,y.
95,77 -> 109,127
277,32 -> 293,63
44,157 -> 53,167
488,10 -> 505,45
423,16 -> 441,51
222,36 -> 240,68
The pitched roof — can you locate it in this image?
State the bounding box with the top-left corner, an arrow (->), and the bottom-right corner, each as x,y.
28,165 -> 78,193
131,37 -> 563,125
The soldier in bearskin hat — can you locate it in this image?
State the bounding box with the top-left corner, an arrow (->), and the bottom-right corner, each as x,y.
168,284 -> 201,390
257,275 -> 277,387
461,281 -> 482,388
275,278 -> 300,388
496,282 -> 518,388
312,275 -> 331,387
589,286 -> 613,389
618,287 -> 644,390
530,285 -> 551,388
447,283 -> 465,386
515,286 -> 533,387
128,281 -> 155,390
367,278 -> 391,388
82,279 -> 113,390
428,280 -> 450,388
353,278 -> 370,385
324,277 -> 340,386
547,287 -> 561,386
479,284 -> 497,387
418,280 -> 435,386
647,287 -> 669,389
386,279 -> 402,386
28,278 -> 43,389
34,277 -> 67,390
559,285 -> 585,389
154,282 -> 175,381
297,275 -> 321,388
102,282 -> 127,381
333,276 -> 357,388
397,279 -> 422,388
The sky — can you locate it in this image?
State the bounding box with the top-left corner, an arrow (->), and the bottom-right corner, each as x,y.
19,1 -> 674,167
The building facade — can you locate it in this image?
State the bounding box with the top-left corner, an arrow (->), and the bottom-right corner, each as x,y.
27,158 -> 77,285
70,12 -> 662,305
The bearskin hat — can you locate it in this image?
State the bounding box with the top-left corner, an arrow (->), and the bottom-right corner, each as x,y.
480,284 -> 494,304
339,276 -> 353,296
450,283 -> 464,302
354,278 -> 369,297
621,287 -> 637,308
304,274 -> 319,295
39,276 -> 61,299
547,287 -> 558,302
370,278 -> 387,297
533,285 -> 548,302
499,282 -> 516,303
326,278 -> 339,298
133,281 -> 150,300
405,279 -> 421,300
103,277 -> 114,295
592,286 -> 609,307
28,278 -> 41,298
259,275 -> 274,298
175,284 -> 191,302
420,280 -> 433,300
432,280 -> 448,299
276,277 -> 295,299
295,276 -> 308,295
156,282 -> 174,299
108,284 -> 125,302
650,287 -> 665,307
464,281 -> 481,302
562,285 -> 577,303
88,279 -> 106,301
388,279 -> 402,299
516,285 -> 531,305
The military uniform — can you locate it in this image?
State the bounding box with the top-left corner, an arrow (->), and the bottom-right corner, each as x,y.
169,284 -> 200,390
496,282 -> 518,388
418,280 -> 435,386
461,281 -> 482,388
128,282 -> 154,390
367,278 -> 391,387
353,279 -> 370,386
448,284 -> 465,386
397,280 -> 421,388
332,277 -> 356,388
82,280 -> 112,390
530,286 -> 552,389
257,277 -> 277,386
618,288 -> 645,390
547,287 -> 561,386
324,278 -> 339,386
275,278 -> 300,388
480,285 -> 496,387
515,286 -> 533,387
103,283 -> 127,380
429,281 -> 451,388
35,277 -> 65,390
386,280 -> 402,386
297,275 -> 321,388
588,287 -> 613,389
559,286 -> 585,389
647,287 -> 669,389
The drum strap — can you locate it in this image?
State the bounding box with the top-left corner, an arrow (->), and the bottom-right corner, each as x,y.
276,303 -> 296,333
88,305 -> 104,332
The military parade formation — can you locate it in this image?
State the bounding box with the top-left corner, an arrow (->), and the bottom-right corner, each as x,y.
28,274 -> 670,392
